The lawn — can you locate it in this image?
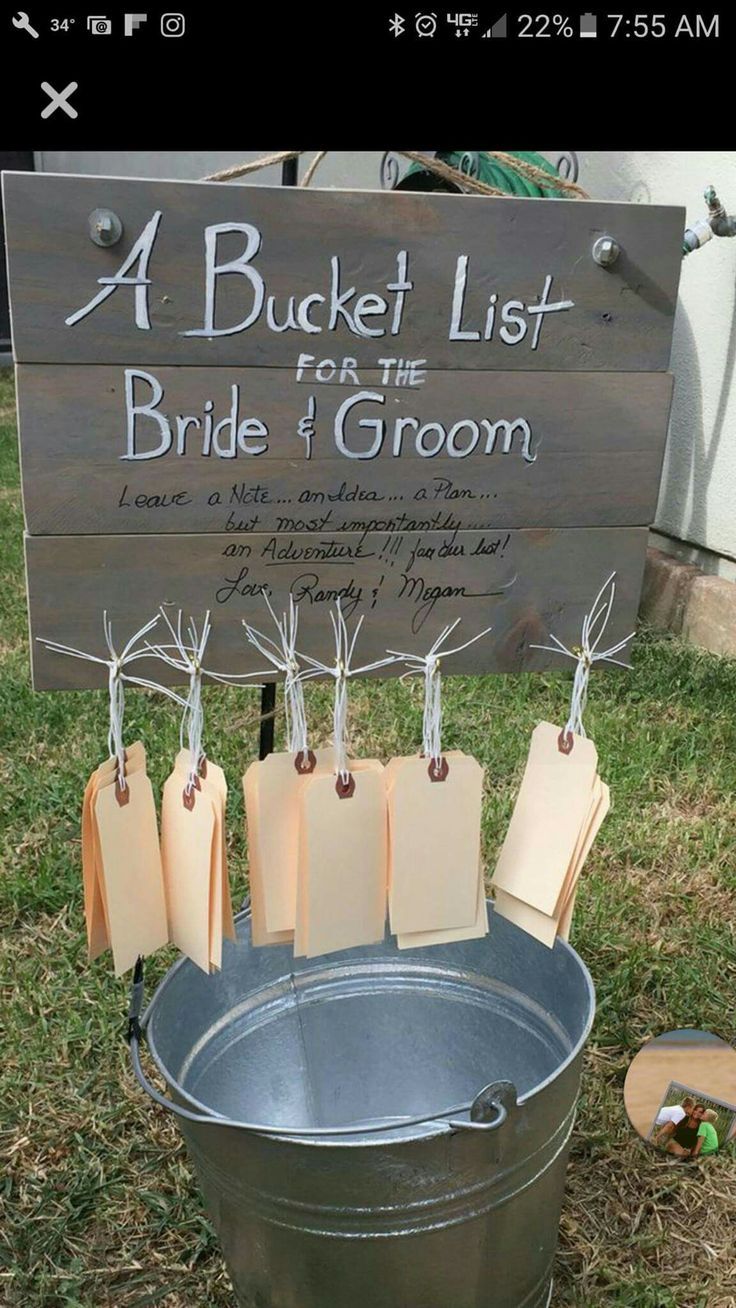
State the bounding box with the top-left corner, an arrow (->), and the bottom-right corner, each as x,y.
1,365 -> 735,1307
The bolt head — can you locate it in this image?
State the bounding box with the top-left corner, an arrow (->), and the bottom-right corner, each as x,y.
88,207 -> 123,248
592,235 -> 620,267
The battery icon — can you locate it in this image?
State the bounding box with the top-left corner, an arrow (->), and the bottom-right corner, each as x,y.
580,12 -> 597,36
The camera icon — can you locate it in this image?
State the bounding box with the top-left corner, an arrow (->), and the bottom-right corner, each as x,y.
160,12 -> 186,36
87,14 -> 112,34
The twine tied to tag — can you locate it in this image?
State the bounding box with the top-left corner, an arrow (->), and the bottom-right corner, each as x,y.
146,607 -> 268,801
299,601 -> 398,789
145,609 -> 213,799
37,612 -> 187,796
531,573 -> 634,750
388,618 -> 494,779
242,596 -> 311,768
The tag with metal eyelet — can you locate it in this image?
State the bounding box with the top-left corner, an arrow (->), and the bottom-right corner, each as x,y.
114,772 -> 130,807
335,772 -> 356,799
182,774 -> 201,809
557,729 -> 574,755
428,756 -> 449,783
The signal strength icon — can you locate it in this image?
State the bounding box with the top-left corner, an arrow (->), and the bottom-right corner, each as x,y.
482,13 -> 507,36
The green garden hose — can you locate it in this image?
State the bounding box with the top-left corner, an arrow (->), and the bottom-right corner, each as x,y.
397,150 -> 566,198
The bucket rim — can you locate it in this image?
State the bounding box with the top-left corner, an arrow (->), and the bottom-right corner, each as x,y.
142,903 -> 596,1146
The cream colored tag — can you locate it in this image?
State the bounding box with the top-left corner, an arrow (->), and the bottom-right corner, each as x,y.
492,887 -> 560,949
397,860 -> 488,949
95,752 -> 145,788
389,754 -> 483,933
493,778 -> 610,947
294,758 -> 382,956
175,752 -> 236,947
96,740 -> 145,778
558,780 -> 610,942
552,777 -> 607,921
297,762 -> 387,958
491,723 -> 598,917
83,752 -> 148,962
384,750 -> 465,791
243,746 -> 334,935
557,885 -> 578,943
92,769 -> 169,976
161,771 -> 217,974
209,792 -> 223,971
243,764 -> 295,948
384,753 -> 465,901
82,769 -> 109,959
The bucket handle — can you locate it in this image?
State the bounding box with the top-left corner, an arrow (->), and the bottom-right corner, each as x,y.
126,958 -> 517,1139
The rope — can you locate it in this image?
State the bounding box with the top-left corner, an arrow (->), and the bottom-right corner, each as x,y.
300,150 -> 328,188
37,612 -> 188,791
388,619 -> 494,766
203,149 -> 589,199
298,602 -> 398,783
203,150 -> 305,183
242,597 -> 310,760
483,150 -> 588,198
530,573 -> 634,741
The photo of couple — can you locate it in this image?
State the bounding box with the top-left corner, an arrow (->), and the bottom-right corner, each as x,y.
653,1094 -> 721,1158
624,1029 -> 736,1163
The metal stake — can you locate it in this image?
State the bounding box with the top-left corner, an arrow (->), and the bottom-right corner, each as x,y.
257,152 -> 299,760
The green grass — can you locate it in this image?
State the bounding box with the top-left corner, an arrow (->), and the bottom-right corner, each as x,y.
2,365 -> 736,1305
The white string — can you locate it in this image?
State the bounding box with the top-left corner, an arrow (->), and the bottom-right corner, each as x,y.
144,609 -> 212,795
297,602 -> 398,783
36,612 -> 186,790
242,596 -> 310,760
530,572 -> 635,740
387,619 -> 494,765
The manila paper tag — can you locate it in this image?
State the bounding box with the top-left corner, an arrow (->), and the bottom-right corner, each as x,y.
389,754 -> 483,934
161,769 -> 217,974
92,768 -> 169,977
397,858 -> 489,949
175,751 -> 236,950
493,779 -> 610,947
294,758 -> 381,956
296,761 -> 387,958
243,747 -> 334,937
95,740 -> 145,780
491,722 -> 598,918
244,760 -> 296,949
384,752 -> 465,898
557,780 -> 610,941
82,750 -> 147,961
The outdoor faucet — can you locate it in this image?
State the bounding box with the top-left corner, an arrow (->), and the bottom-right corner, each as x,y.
683,185 -> 736,254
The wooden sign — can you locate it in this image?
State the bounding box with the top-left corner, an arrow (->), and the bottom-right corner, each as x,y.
2,172 -> 683,689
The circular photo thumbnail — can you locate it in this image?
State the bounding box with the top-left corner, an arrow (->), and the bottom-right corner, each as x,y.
624,1029 -> 736,1160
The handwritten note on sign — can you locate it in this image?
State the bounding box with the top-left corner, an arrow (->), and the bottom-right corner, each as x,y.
2,172 -> 683,688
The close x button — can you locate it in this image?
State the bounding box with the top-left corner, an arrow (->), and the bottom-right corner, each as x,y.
40,80 -> 78,118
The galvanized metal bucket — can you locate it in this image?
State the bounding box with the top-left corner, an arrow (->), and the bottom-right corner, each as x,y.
129,902 -> 595,1308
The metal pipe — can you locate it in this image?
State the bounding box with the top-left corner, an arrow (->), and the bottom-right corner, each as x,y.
256,153 -> 300,758
683,184 -> 736,254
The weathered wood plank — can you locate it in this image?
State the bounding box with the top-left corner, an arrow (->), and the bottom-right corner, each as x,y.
16,365 -> 674,535
27,526 -> 648,689
3,173 -> 684,371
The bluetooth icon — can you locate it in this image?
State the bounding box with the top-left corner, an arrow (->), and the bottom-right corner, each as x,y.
389,12 -> 405,35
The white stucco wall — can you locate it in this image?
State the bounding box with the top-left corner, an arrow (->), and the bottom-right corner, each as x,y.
575,152 -> 736,575
34,150 -> 736,569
